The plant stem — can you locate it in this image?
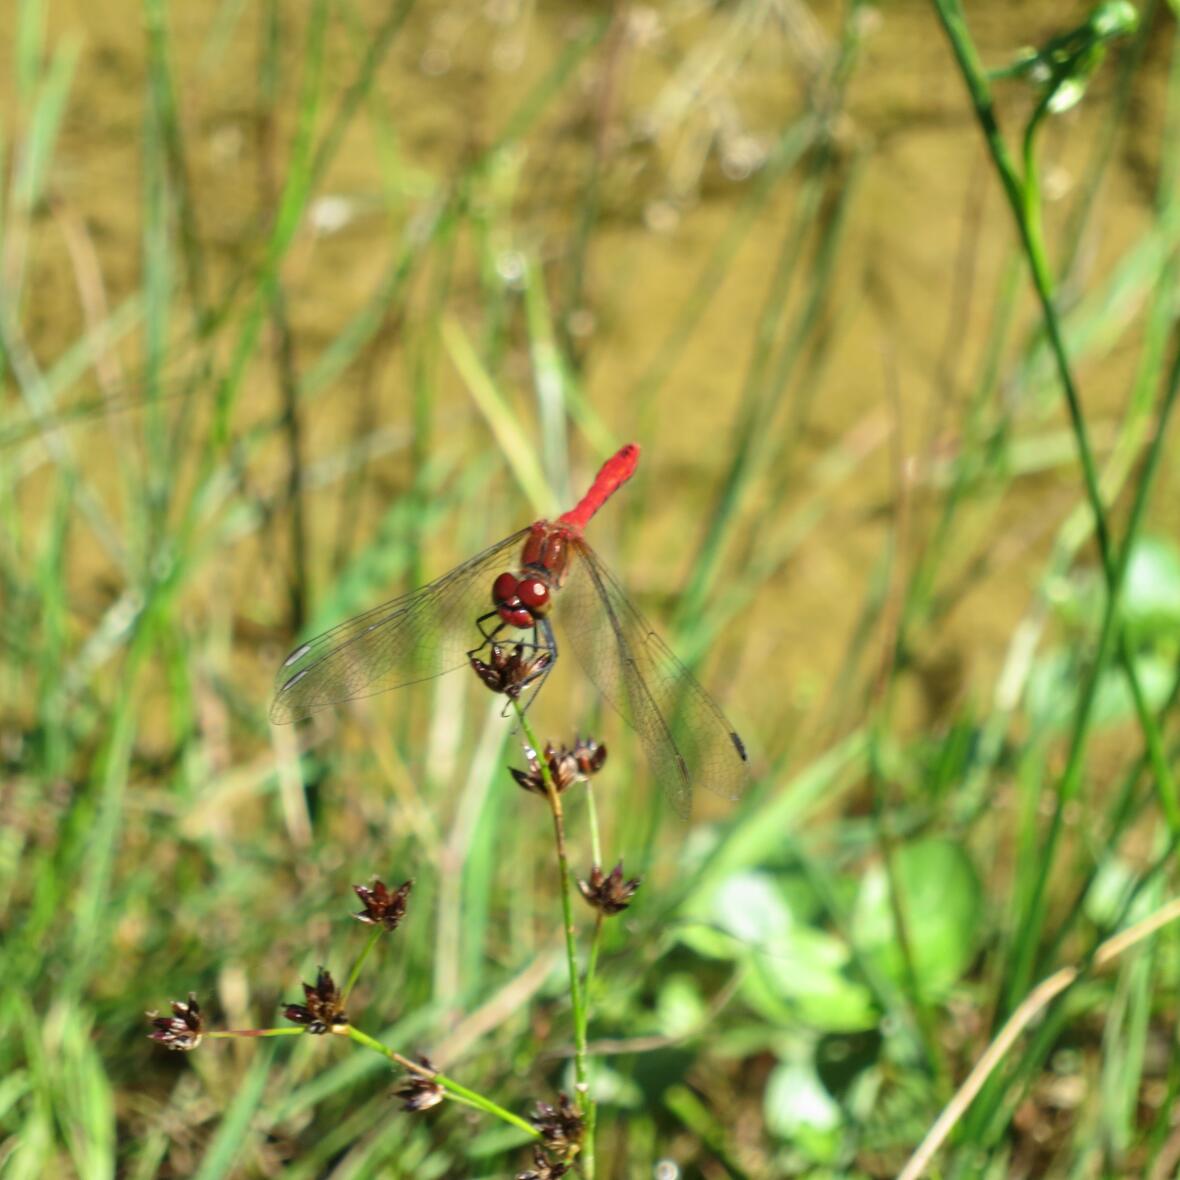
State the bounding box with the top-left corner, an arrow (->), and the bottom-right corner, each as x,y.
207,1027 -> 305,1039
579,912 -> 604,1164
583,912 -> 604,1050
586,782 -> 602,867
929,0 -> 1180,1012
341,926 -> 382,1004
897,894 -> 1180,1180
512,701 -> 594,1177
342,1024 -> 541,1139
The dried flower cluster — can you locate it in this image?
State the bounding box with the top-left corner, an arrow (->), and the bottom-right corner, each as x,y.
284,967 -> 348,1035
530,1092 -> 584,1153
578,861 -> 642,915
145,692 -> 638,1179
147,993 -> 203,1052
511,738 -> 607,796
470,642 -> 551,698
354,878 -> 413,931
516,1144 -> 570,1179
396,1057 -> 446,1112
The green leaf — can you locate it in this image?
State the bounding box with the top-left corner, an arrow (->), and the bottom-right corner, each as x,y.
1123,536 -> 1180,636
750,940 -> 879,1032
711,871 -> 793,947
995,1 -> 1138,114
851,838 -> 982,1001
1084,856 -> 1157,927
656,974 -> 708,1038
703,872 -> 877,1032
764,1059 -> 843,1160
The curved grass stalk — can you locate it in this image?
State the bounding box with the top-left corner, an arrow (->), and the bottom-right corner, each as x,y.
512,700 -> 594,1177
930,0 -> 1180,1017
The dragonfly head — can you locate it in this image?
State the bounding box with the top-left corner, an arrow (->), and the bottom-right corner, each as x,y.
492,571 -> 544,628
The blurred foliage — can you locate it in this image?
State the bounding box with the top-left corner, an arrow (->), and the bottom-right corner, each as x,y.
1,0 -> 1180,1177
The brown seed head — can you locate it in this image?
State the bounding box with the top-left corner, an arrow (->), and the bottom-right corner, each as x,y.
395,1056 -> 445,1112
516,1145 -> 571,1179
147,992 -> 203,1051
530,1092 -> 583,1152
470,643 -> 550,698
569,736 -> 607,777
284,967 -> 348,1034
578,861 -> 642,915
511,738 -> 607,796
353,878 -> 413,931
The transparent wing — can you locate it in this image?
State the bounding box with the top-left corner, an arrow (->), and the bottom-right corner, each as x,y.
558,540 -> 750,817
271,527 -> 531,723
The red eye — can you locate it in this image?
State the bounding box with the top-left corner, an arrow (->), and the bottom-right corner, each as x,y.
492,572 -> 519,605
517,578 -> 550,615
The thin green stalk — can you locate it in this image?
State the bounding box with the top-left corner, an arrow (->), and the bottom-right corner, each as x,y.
675,12 -> 866,633
581,912 -> 604,1168
341,1025 -> 540,1139
143,0 -> 209,331
965,346 -> 1180,1144
930,0 -> 1180,1015
967,824 -> 1180,1151
207,1027 -> 305,1040
512,702 -> 594,1176
341,927 -> 382,1005
868,728 -> 950,1093
586,783 -> 602,868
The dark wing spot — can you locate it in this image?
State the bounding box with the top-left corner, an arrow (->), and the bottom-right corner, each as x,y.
730,731 -> 748,762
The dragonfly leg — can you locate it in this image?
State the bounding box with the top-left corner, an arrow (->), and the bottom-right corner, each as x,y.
467,611 -> 508,660
513,617 -> 558,715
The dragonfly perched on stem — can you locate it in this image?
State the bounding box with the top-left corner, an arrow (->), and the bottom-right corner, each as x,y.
272,444 -> 749,816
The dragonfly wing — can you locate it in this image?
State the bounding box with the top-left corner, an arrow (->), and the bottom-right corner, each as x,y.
271,527 -> 531,723
559,540 -> 750,816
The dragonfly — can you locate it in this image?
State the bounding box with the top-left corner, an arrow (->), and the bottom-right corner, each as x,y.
271,444 -> 749,815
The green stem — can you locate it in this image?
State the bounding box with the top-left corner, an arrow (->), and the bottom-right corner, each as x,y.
206,1027 -> 305,1039
868,726 -> 950,1091
586,782 -> 602,867
930,0 -> 1180,1014
583,913 -> 604,1044
512,702 -> 594,1177
579,913 -> 605,1167
343,1025 -> 541,1139
341,927 -> 382,1004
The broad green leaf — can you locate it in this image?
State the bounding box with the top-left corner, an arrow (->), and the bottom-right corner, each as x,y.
701,872 -> 877,1032
1085,856 -> 1157,927
764,1059 -> 843,1160
1123,536 -> 1180,636
656,974 -> 708,1038
747,941 -> 879,1033
711,871 -> 793,947
851,838 -> 982,1001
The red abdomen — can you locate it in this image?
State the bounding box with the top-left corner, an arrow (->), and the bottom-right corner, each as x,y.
557,444 -> 640,531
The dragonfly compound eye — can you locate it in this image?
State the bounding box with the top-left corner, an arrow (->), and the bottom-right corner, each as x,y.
492,572 -> 519,606
516,577 -> 551,616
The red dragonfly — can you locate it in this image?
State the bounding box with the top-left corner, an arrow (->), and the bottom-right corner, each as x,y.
271,444 -> 749,815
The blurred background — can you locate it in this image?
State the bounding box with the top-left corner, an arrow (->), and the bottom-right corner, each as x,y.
3,0 -> 1180,1176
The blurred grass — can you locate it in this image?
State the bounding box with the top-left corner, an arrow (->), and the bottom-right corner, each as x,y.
2,1 -> 1180,1178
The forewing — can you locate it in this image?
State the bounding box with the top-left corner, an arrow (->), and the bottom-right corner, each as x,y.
558,540 -> 750,816
271,527 -> 530,723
